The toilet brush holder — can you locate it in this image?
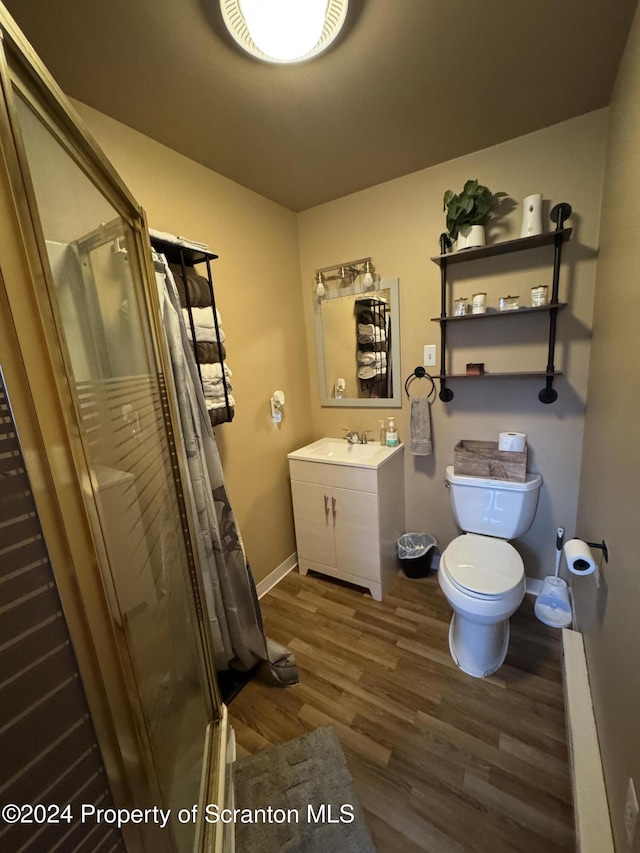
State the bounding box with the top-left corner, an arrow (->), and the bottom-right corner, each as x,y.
534,576 -> 572,628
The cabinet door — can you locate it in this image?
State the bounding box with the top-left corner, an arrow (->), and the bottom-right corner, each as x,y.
332,487 -> 380,579
291,480 -> 336,568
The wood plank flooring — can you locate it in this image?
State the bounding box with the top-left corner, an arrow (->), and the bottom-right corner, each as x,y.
228,570 -> 574,852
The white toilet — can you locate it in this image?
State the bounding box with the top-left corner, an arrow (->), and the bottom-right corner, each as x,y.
439,466 -> 542,678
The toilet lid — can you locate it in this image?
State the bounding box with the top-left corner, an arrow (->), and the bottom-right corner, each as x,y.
443,534 -> 524,598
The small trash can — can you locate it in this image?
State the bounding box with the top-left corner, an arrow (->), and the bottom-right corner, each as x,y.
397,533 -> 437,579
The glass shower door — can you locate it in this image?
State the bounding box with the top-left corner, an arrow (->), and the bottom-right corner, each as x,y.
9,86 -> 216,851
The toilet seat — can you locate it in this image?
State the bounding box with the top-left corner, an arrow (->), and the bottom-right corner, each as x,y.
442,534 -> 524,599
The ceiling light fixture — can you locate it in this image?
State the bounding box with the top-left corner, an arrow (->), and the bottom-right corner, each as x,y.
221,0 -> 349,64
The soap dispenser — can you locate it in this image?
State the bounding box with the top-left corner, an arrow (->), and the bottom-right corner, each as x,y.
386,417 -> 399,447
379,420 -> 386,445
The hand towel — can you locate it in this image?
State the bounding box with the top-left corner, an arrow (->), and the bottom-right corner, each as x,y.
410,396 -> 433,456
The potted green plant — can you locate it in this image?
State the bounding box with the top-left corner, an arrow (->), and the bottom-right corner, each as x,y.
443,180 -> 507,250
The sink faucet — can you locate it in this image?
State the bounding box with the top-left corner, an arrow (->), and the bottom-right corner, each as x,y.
342,430 -> 359,444
359,430 -> 373,444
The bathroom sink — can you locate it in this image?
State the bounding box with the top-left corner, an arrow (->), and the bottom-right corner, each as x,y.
288,437 -> 403,468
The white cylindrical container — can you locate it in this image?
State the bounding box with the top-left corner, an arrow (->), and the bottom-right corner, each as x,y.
564,539 -> 597,576
455,297 -> 469,316
472,292 -> 486,314
531,285 -> 549,307
498,432 -> 526,452
520,193 -> 543,238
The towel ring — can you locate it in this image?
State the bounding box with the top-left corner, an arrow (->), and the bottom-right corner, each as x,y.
405,366 -> 436,401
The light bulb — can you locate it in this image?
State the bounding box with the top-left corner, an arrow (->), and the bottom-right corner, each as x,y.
315,272 -> 326,298
239,0 -> 327,62
362,260 -> 376,290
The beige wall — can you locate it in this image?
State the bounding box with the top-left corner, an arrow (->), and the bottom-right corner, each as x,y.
574,6 -> 640,848
299,110 -> 608,579
74,101 -> 315,583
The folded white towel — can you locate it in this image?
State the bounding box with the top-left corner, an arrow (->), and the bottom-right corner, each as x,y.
200,362 -> 232,381
358,365 -> 387,380
177,235 -> 208,250
357,352 -> 387,366
149,228 -> 210,253
206,394 -> 236,410
357,325 -> 386,345
203,374 -> 231,391
203,379 -> 233,396
358,323 -> 385,339
186,324 -> 226,344
182,306 -> 222,329
410,396 -> 433,456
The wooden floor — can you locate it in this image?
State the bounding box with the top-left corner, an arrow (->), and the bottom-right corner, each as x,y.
229,570 -> 574,853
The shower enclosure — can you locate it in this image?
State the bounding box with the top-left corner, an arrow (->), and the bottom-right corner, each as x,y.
0,7 -> 229,852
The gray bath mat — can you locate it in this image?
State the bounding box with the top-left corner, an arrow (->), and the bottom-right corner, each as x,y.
233,726 -> 376,852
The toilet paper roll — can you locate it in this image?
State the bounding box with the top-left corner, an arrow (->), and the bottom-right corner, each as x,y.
564,539 -> 597,576
498,432 -> 527,452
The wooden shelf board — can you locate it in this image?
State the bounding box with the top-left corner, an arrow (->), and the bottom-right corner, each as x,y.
438,371 -> 563,379
431,303 -> 567,322
430,228 -> 572,267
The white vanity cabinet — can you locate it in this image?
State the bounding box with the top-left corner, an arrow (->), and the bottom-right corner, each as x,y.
288,440 -> 405,601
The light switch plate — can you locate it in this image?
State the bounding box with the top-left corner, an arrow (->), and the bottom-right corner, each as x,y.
424,345 -> 437,366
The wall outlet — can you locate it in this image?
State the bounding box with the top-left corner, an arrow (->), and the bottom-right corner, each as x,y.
423,344 -> 437,366
625,777 -> 639,848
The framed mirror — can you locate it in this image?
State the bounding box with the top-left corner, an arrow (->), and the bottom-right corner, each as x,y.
316,278 -> 401,407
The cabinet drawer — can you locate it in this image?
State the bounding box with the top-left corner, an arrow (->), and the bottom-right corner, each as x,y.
289,459 -> 377,493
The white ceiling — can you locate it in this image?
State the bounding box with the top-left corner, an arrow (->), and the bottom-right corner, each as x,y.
4,0 -> 637,211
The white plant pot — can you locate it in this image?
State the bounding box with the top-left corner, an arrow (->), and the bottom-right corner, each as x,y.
456,224 -> 486,251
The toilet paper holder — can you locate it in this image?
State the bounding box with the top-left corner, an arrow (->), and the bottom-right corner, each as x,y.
585,539 -> 609,563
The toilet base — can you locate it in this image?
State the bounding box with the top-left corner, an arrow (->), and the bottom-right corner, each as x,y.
448,612 -> 510,678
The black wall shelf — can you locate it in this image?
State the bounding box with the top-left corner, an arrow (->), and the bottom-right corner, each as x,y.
430,228 -> 572,267
436,370 -> 563,380
433,202 -> 572,405
431,303 -> 568,323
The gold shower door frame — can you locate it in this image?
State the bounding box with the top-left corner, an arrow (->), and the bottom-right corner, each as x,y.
0,11 -> 227,853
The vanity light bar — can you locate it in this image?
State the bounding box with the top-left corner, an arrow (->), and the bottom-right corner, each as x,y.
316,257 -> 373,279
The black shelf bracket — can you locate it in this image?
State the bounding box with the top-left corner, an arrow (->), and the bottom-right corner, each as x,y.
538,202 -> 572,404
438,233 -> 455,401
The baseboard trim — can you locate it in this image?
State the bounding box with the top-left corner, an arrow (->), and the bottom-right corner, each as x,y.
562,628 -> 614,853
256,552 -> 297,599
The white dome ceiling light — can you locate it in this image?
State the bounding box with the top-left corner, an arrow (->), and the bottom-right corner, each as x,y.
220,0 -> 349,64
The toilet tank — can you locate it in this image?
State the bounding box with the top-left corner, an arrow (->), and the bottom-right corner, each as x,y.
445,466 -> 542,539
